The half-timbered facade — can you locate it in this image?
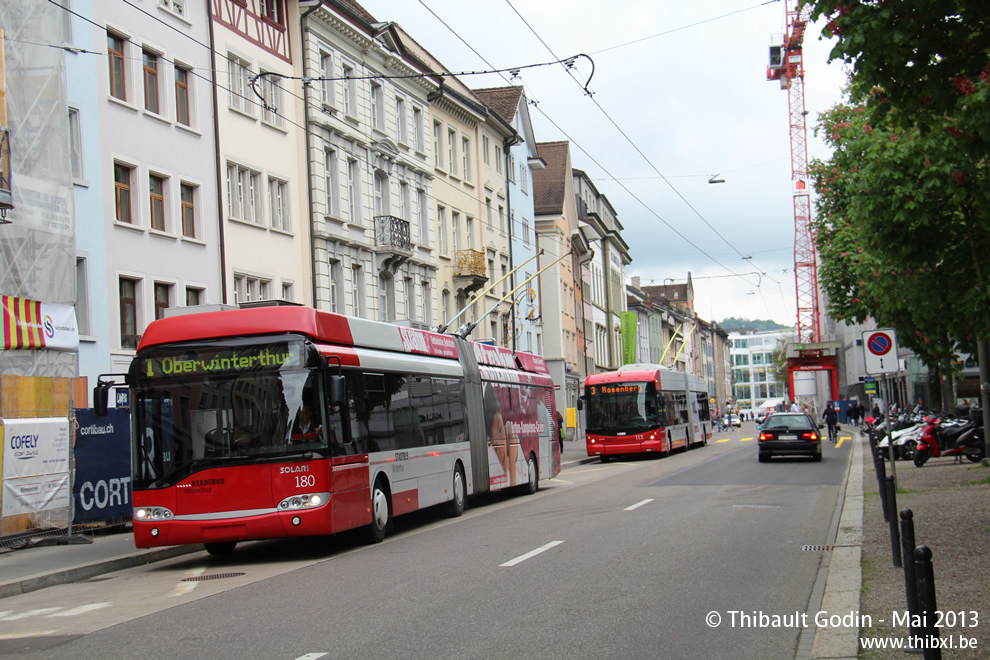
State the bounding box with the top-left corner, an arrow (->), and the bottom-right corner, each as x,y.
212,0 -> 310,307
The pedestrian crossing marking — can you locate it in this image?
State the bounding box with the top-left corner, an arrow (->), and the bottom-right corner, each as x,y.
0,608 -> 61,621
740,437 -> 754,442
49,602 -> 111,617
0,602 -> 113,622
716,438 -> 730,443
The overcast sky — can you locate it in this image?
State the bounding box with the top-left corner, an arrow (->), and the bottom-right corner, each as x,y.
358,0 -> 850,326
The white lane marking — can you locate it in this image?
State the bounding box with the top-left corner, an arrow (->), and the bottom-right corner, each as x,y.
295,654 -> 329,660
500,541 -> 564,567
0,631 -> 57,640
170,567 -> 205,597
624,498 -> 654,511
1,608 -> 62,621
48,602 -> 112,617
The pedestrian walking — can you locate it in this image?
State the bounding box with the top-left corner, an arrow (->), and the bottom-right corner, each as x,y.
556,410 -> 565,452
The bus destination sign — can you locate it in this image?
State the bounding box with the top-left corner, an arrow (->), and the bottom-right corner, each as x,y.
589,384 -> 643,396
142,343 -> 304,378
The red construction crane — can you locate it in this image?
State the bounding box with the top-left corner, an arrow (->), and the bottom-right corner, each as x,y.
767,0 -> 820,344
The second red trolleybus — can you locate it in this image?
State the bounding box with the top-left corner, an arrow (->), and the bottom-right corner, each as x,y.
580,364 -> 712,461
95,305 -> 560,554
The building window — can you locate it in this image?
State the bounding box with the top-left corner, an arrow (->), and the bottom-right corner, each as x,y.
400,181 -> 410,221
522,217 -> 530,246
281,282 -> 292,302
462,137 -> 471,182
520,163 -> 528,193
485,197 -> 493,229
75,257 -> 91,336
413,105 -> 424,151
154,282 -> 171,320
347,158 -> 360,223
370,82 -> 383,130
482,135 -> 490,166
68,107 -> 84,180
433,121 -> 443,169
149,174 -> 165,231
495,146 -> 503,174
342,63 -> 355,117
320,50 -> 334,105
378,272 -> 394,322
442,289 -> 450,324
269,176 -> 289,231
352,263 -> 365,318
185,287 -> 201,306
260,72 -> 284,128
119,278 -> 139,349
226,163 -> 262,224
422,280 -> 432,325
324,148 -> 338,217
108,34 -> 126,101
227,54 -> 252,114
143,50 -> 159,114
180,183 -> 196,238
437,205 -> 447,254
448,129 -> 457,176
329,258 -> 343,313
175,66 -> 190,126
373,171 -> 388,217
417,189 -> 428,244
233,274 -> 272,303
395,96 -> 406,143
258,0 -> 283,25
451,211 -> 460,252
114,162 -> 133,224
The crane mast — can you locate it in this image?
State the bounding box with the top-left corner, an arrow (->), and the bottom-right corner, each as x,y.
767,1 -> 820,344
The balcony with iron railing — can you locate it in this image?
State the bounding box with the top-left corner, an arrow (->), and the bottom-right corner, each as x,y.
374,214 -> 411,271
453,248 -> 487,294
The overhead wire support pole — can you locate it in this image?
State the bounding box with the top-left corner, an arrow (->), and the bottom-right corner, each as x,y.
433,250 -> 543,335
454,249 -> 570,340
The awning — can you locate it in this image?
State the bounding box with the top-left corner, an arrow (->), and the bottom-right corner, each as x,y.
758,397 -> 786,410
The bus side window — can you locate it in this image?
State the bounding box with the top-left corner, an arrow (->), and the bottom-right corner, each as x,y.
656,393 -> 667,427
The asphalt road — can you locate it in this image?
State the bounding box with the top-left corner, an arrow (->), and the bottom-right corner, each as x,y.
0,428 -> 853,659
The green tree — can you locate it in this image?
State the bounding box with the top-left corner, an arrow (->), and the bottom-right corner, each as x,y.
810,101 -> 989,369
804,0 -> 990,370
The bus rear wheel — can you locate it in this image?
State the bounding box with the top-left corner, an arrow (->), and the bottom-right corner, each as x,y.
518,454 -> 538,495
368,478 -> 392,544
204,541 -> 237,556
447,465 -> 466,517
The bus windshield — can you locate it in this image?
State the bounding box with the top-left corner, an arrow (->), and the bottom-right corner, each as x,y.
130,339 -> 327,489
585,382 -> 662,434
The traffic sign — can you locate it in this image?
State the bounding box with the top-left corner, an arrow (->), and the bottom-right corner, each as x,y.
863,329 -> 899,374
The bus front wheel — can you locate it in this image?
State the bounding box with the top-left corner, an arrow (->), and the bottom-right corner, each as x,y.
204,541 -> 237,556
368,478 -> 392,544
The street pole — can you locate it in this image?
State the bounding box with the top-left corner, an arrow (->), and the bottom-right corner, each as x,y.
979,339 -> 990,465
885,375 -> 897,486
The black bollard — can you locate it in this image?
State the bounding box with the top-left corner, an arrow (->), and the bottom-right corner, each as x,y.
899,510 -> 921,651
914,545 -> 941,660
876,451 -> 889,522
886,475 -> 901,567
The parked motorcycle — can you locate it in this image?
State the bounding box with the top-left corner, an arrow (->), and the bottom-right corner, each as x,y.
913,415 -> 986,467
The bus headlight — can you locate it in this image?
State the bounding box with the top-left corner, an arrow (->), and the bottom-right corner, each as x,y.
277,493 -> 329,511
134,506 -> 173,521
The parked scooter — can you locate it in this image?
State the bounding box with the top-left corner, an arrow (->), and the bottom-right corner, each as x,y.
913,415 -> 986,467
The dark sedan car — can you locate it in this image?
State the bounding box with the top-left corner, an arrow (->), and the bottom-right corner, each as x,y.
757,412 -> 823,462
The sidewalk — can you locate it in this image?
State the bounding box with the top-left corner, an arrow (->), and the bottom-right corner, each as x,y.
0,441 -> 599,600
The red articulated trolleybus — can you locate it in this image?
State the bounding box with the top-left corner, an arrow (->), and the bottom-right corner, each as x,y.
581,364 -> 712,462
94,306 -> 560,554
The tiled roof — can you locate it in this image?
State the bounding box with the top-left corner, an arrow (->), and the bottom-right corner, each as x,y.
533,141 -> 569,216
331,0 -> 378,25
474,86 -> 523,123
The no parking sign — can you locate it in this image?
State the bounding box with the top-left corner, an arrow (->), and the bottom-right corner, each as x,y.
863,329 -> 899,374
